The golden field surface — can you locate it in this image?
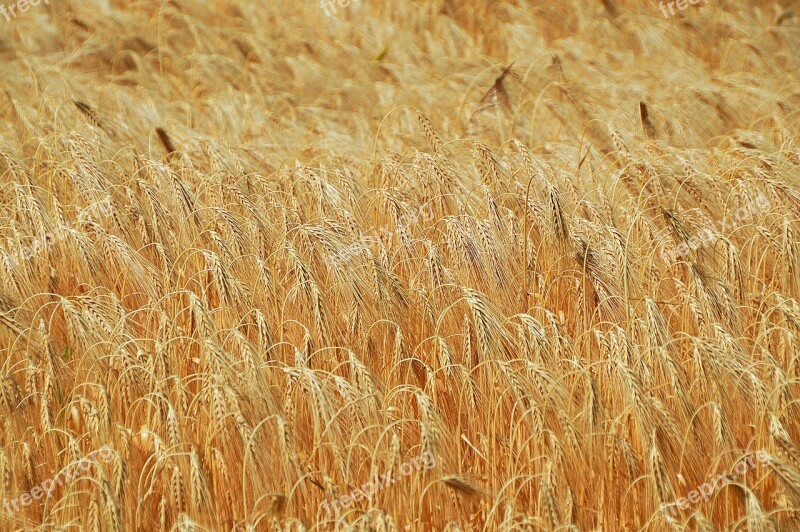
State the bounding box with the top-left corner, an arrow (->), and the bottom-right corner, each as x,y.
1,0 -> 800,529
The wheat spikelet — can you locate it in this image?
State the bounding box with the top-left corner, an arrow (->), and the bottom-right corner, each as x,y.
743,486 -> 779,532
0,311 -> 24,340
649,431 -> 676,508
253,309 -> 274,352
556,408 -> 580,451
514,139 -> 545,195
650,397 -> 682,449
0,373 -> 19,414
82,397 -> 102,441
101,479 -> 123,532
435,336 -> 454,378
231,329 -> 260,380
639,101 -> 657,139
472,142 -> 499,186
442,474 -> 489,500
415,390 -> 442,458
461,313 -> 476,369
427,243 -> 452,290
155,127 -> 177,157
711,401 -> 727,452
762,452 -> 800,500
106,450 -> 124,503
96,385 -> 111,434
267,493 -> 287,517
348,350 -> 378,401
770,361 -> 791,421
560,484 -> 577,527
212,448 -> 234,520
116,425 -> 133,460
210,385 -> 229,439
233,406 -> 253,442
158,494 -> 168,532
276,416 -> 296,474
171,464 -> 187,514
175,513 -> 201,532
166,404 -> 181,447
299,320 -> 314,363
690,511 -> 716,532
463,288 -> 497,361
87,493 -> 102,532
547,186 -> 569,244
322,473 -> 339,504
22,353 -> 37,401
770,415 -> 800,467
660,510 -> 684,532
20,441 -> 34,490
618,437 -> 642,489
538,459 -> 562,529
583,371 -> 601,431
189,292 -> 216,340
499,361 -> 532,411
190,447 -> 207,512
458,364 -> 479,412
0,449 -> 10,495
544,431 -> 565,481
417,111 -> 444,154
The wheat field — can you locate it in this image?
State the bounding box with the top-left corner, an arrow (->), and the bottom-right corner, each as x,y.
0,0 -> 799,530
